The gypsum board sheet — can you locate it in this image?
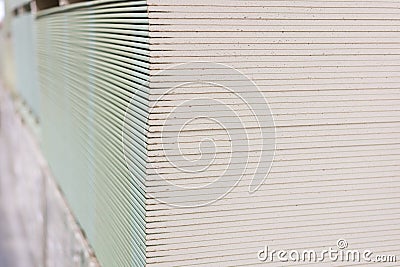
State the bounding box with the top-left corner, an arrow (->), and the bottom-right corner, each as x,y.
149,48 -> 400,57
148,178 -> 400,208
144,187 -> 400,214
146,108 -> 400,124
146,218 -> 400,246
148,25 -> 400,32
148,104 -> 400,119
147,134 -> 400,154
38,57 -> 150,162
145,153 -> 400,179
37,27 -> 150,45
44,36 -> 150,69
144,148 -> 400,173
144,225 -> 400,250
146,114 -> 400,129
59,7 -> 149,17
38,11 -> 149,21
148,43 -> 400,50
37,68 -> 151,136
146,168 -> 396,191
147,5 -> 400,14
145,188 -> 400,219
66,6 -> 149,16
145,157 -> 400,179
60,78 -> 149,174
46,47 -> 149,80
148,103 -> 400,119
148,148 -> 398,171
94,143 -> 400,178
40,48 -> 150,95
144,197 -> 400,223
37,33 -> 150,52
49,53 -> 150,121
147,84 -> 400,97
148,55 -> 400,64
38,76 -> 148,264
62,41 -> 149,63
144,173 -> 400,194
147,126 -> 400,148
145,173 -> 400,194
146,0 -> 400,8
37,21 -> 150,36
144,204 -> 400,230
36,51 -> 147,106
145,180 -> 395,201
144,19 -> 400,27
145,202 -> 398,235
147,143 -> 400,164
39,71 -> 149,180
65,104 -> 148,210
146,161 -> 399,188
36,49 -> 150,92
147,121 -> 400,137
146,90 -> 400,103
48,63 -> 150,161
145,154 -> 400,179
149,61 -> 400,72
146,65 -> 400,77
36,0 -> 147,18
44,19 -> 149,28
147,30 -> 400,39
146,183 -> 400,208
148,11 -> 400,19
37,8 -> 150,267
147,66 -> 400,80
146,137 -> 400,162
40,14 -> 149,22
147,85 -> 400,97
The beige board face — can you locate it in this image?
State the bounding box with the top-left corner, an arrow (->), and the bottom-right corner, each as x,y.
144,0 -> 400,266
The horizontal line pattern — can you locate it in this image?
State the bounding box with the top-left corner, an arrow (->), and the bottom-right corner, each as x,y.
36,1 -> 149,266
146,1 -> 400,266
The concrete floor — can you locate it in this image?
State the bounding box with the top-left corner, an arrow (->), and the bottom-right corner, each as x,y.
0,203 -> 19,267
0,92 -> 32,267
0,178 -> 32,266
0,180 -> 32,267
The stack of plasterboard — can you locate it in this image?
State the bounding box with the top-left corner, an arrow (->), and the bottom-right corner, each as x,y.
36,0 -> 400,266
36,1 -> 149,266
144,0 -> 400,266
